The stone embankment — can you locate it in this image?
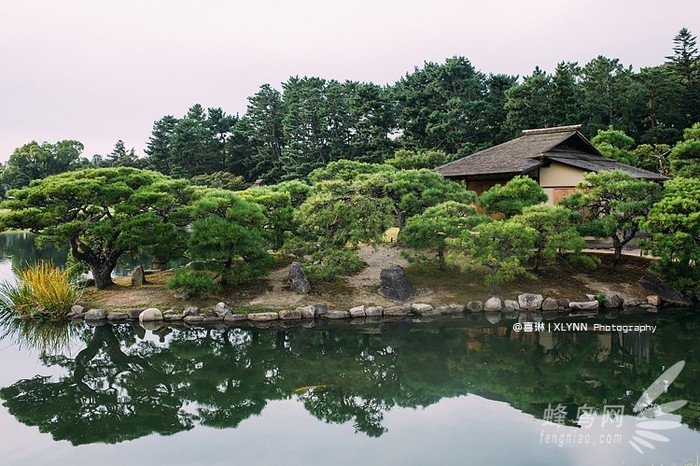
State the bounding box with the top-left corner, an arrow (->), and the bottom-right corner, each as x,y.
67,291 -> 673,326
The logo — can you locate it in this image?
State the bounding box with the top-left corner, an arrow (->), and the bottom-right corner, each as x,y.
629,361 -> 687,454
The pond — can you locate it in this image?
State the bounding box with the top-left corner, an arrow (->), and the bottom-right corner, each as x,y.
0,233 -> 699,465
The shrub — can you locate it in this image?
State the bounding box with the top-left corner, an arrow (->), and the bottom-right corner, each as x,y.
167,268 -> 220,297
0,262 -> 79,319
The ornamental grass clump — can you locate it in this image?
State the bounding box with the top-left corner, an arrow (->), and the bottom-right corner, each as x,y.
0,262 -> 78,319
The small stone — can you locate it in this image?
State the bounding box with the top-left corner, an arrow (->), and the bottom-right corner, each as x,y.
647,295 -> 661,306
162,310 -> 176,316
296,305 -> 316,319
84,309 -> 106,321
411,303 -> 434,314
349,305 -> 366,318
174,292 -> 190,300
139,308 -> 163,322
125,309 -> 142,320
184,315 -> 204,324
247,312 -> 279,322
224,313 -> 247,323
484,297 -> 502,312
365,306 -> 383,317
323,310 -> 350,319
312,303 -> 329,316
541,298 -> 559,311
503,300 -> 520,311
71,305 -> 85,316
383,306 -> 410,317
131,265 -> 147,286
183,306 -> 200,317
279,309 -> 302,320
518,293 -> 543,311
288,261 -> 311,294
569,301 -> 599,310
107,312 -> 129,321
466,301 -> 484,313
165,313 -> 184,322
603,293 -> 624,309
557,298 -> 570,310
436,304 -> 464,315
213,302 -> 231,317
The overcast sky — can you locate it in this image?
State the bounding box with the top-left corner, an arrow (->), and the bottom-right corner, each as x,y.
1,0 -> 698,163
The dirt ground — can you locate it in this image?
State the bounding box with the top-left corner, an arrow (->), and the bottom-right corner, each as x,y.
79,244 -> 653,313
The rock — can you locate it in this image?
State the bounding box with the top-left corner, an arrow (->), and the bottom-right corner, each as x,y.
248,312 -> 279,322
639,303 -> 657,309
411,303 -> 434,314
288,261 -> 311,294
484,297 -> 502,312
569,300 -> 599,310
379,265 -> 415,301
107,312 -> 129,321
647,295 -> 661,307
162,310 -> 176,316
365,306 -> 383,317
603,293 -> 624,309
349,305 -> 366,318
503,300 -> 520,311
84,308 -> 106,321
296,305 -> 317,319
586,294 -> 597,301
224,313 -> 247,323
465,301 -> 484,313
183,306 -> 200,317
71,305 -> 85,316
623,298 -> 641,307
213,302 -> 231,317
323,310 -> 350,319
202,316 -> 224,323
279,309 -> 302,320
383,305 -> 410,317
557,298 -> 570,310
165,313 -> 184,322
150,258 -> 168,271
139,308 -> 163,322
311,303 -> 329,316
127,309 -> 143,320
541,298 -> 559,311
436,304 -> 464,315
518,293 -> 543,311
184,315 -> 204,324
131,265 -> 147,287
484,312 -> 502,324
638,272 -> 692,307
173,292 -> 190,300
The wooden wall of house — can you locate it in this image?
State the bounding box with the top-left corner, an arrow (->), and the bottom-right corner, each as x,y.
539,162 -> 588,205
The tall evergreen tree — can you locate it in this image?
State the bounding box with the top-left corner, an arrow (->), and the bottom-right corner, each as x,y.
666,27 -> 700,124
504,66 -> 553,133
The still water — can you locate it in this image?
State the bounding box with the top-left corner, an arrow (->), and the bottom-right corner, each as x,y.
0,233 -> 699,466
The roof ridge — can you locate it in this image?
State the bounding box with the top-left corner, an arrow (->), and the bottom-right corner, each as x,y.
521,125 -> 582,135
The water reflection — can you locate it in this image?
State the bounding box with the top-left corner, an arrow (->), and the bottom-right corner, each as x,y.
0,313 -> 698,446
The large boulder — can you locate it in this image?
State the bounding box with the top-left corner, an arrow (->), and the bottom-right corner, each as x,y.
379,265 -> 415,301
484,297 -> 502,312
131,266 -> 147,287
638,272 -> 692,307
518,293 -> 543,311
288,261 -> 311,294
139,308 -> 163,322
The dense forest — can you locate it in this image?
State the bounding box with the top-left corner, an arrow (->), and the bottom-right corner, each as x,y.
2,28 -> 699,189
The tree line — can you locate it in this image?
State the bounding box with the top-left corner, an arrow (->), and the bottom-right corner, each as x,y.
2,28 -> 699,191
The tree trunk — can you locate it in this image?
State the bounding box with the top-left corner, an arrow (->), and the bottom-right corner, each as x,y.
611,236 -> 622,266
90,263 -> 115,289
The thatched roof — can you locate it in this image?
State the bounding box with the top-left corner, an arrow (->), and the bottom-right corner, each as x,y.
434,125 -> 667,181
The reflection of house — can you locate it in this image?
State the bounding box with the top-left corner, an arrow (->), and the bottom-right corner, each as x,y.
434,125 -> 666,204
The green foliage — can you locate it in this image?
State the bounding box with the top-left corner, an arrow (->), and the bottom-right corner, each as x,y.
591,128 -> 636,164
452,220 -> 537,286
669,123 -> 700,177
634,143 -> 671,175
2,140 -> 90,190
0,168 -> 193,289
504,66 -> 553,133
642,177 -> 700,289
166,268 -> 220,297
0,262 -> 78,319
191,171 -> 248,191
267,180 -> 312,208
560,170 -> 662,264
238,187 -> 294,251
512,205 -> 594,272
185,189 -> 274,285
400,201 -> 488,270
478,176 -> 548,217
385,149 -> 452,170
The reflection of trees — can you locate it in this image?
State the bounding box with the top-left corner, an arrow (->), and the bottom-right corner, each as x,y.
1,313 -> 699,445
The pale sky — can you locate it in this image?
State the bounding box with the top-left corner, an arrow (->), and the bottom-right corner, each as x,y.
1,0 -> 698,163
